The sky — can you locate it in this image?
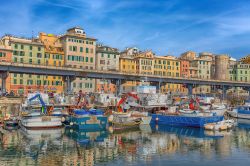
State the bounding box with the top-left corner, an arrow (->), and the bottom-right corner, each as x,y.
0,0 -> 250,59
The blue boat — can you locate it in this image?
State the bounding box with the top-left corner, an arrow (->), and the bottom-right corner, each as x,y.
67,109 -> 108,130
151,114 -> 224,128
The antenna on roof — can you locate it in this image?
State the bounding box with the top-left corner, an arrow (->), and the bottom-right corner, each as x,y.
32,30 -> 34,40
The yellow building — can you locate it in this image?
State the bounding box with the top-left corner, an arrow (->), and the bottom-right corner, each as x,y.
241,55 -> 250,64
134,51 -> 154,75
119,55 -> 137,92
39,32 -> 64,93
154,56 -> 181,93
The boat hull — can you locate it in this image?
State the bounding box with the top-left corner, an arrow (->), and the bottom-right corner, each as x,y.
140,116 -> 152,125
151,114 -> 224,128
20,116 -> 62,129
68,115 -> 108,130
227,110 -> 250,119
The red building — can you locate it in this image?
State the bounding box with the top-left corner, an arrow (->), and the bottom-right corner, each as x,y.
180,60 -> 190,78
0,45 -> 12,92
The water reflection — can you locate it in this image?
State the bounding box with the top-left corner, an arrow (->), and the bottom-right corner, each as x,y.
0,122 -> 250,166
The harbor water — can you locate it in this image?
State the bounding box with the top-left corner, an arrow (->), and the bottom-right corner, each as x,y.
1,122 -> 250,166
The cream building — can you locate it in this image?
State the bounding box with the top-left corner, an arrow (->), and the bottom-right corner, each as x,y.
59,27 -> 96,93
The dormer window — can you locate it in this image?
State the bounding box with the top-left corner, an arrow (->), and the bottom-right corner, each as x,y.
75,29 -> 84,34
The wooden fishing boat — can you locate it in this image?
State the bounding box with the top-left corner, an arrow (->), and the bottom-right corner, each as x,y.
66,108 -> 108,130
204,120 -> 235,131
111,112 -> 142,130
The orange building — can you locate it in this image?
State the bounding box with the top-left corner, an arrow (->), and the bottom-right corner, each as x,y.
39,32 -> 64,93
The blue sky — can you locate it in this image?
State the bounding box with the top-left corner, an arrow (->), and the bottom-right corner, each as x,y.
1,0 -> 250,59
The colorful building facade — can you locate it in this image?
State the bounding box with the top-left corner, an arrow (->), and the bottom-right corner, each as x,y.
59,27 -> 96,93
1,36 -> 46,95
95,45 -> 120,93
39,32 -> 64,93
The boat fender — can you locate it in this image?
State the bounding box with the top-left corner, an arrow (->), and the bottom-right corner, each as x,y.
108,115 -> 114,122
70,122 -> 73,126
108,126 -> 113,133
61,117 -> 65,122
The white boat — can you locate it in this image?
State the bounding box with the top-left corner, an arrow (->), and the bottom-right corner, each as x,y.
20,93 -> 63,129
179,109 -> 214,117
204,104 -> 227,116
204,120 -> 235,131
20,116 -> 62,129
131,111 -> 152,125
227,105 -> 250,119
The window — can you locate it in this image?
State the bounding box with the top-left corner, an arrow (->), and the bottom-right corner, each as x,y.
20,74 -> 23,78
27,80 -> 33,85
108,54 -> 110,58
101,53 -> 104,57
45,53 -> 50,58
86,48 -> 89,53
38,59 -> 41,64
14,79 -> 17,84
20,51 -> 25,56
21,45 -> 24,49
20,58 -> 23,63
37,80 -> 41,85
38,47 -> 41,51
86,57 -> 88,62
37,53 -> 42,58
29,52 -> 32,57
73,46 -> 77,52
29,59 -> 32,64
69,46 -> 72,51
14,57 -> 17,62
80,47 -> 83,52
13,51 -> 18,55
100,60 -> 105,64
20,79 -> 23,85
114,54 -> 116,59
14,44 -> 18,49
29,46 -> 32,50
90,57 -> 93,63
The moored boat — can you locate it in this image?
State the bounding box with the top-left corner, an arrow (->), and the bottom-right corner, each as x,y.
67,108 -> 108,130
151,113 -> 224,128
204,120 -> 235,131
20,93 -> 63,129
227,105 -> 250,119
